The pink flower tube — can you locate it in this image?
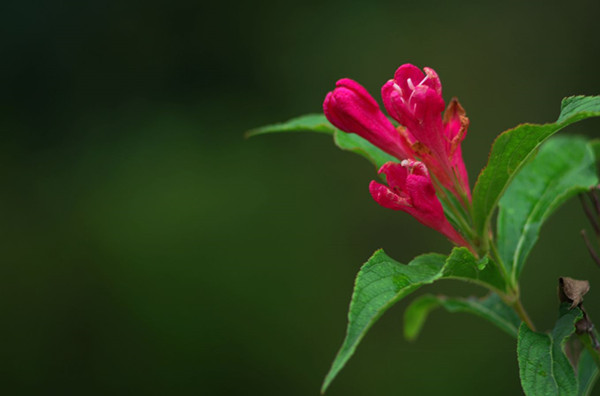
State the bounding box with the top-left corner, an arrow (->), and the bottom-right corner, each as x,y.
381,64 -> 471,200
369,160 -> 468,247
323,78 -> 413,160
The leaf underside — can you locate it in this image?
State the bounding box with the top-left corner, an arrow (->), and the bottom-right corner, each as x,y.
578,349 -> 599,396
404,292 -> 520,341
497,136 -> 598,283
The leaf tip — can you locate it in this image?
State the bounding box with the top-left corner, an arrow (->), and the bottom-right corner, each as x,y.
244,124 -> 270,139
320,369 -> 337,394
320,382 -> 329,394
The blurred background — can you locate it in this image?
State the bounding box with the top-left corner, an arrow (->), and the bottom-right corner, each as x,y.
3,0 -> 600,394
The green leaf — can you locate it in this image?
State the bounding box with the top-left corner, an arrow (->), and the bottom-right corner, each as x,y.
333,130 -> 398,169
245,114 -> 336,137
589,139 -> 600,161
472,95 -> 600,237
575,327 -> 600,395
404,293 -> 520,341
247,114 -> 398,170
441,246 -> 507,294
321,247 -> 506,393
577,349 -> 599,396
518,304 -> 583,396
497,136 -> 598,284
558,96 -> 600,123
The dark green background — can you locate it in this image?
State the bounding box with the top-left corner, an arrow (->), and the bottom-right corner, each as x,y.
3,0 -> 600,394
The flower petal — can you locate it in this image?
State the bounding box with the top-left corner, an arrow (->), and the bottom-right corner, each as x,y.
369,180 -> 408,210
393,64 -> 426,100
372,160 -> 469,247
324,79 -> 409,159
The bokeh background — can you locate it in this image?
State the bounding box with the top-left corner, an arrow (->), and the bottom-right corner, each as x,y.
3,0 -> 600,394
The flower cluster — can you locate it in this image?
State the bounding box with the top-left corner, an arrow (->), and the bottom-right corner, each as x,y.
323,64 -> 471,246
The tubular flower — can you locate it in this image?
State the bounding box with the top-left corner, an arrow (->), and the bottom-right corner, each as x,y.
323,64 -> 471,202
381,64 -> 471,200
323,78 -> 413,160
369,160 -> 468,246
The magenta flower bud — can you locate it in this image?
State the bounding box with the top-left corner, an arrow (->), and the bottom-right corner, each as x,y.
381,80 -> 420,134
381,64 -> 471,200
369,160 -> 468,246
323,78 -> 411,160
383,65 -> 446,155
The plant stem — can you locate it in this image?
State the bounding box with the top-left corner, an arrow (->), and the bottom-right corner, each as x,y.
512,297 -> 536,331
487,239 -> 536,330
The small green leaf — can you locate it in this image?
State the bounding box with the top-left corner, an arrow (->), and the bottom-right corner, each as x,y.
442,247 -> 507,294
247,114 -> 397,169
518,304 -> 583,396
472,95 -> 600,237
575,327 -> 600,395
404,293 -> 520,341
497,136 -> 598,284
245,114 -> 336,137
321,247 -> 506,393
577,349 -> 599,396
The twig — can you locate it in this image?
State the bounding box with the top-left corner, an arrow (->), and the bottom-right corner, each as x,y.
581,230 -> 600,268
513,298 -> 536,331
590,188 -> 600,217
579,194 -> 600,235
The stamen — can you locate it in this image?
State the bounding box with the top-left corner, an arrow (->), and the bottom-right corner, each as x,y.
405,75 -> 428,112
393,82 -> 403,96
401,160 -> 428,176
408,89 -> 417,110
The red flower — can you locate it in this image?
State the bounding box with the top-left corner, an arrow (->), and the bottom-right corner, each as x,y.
323,64 -> 471,202
323,78 -> 413,160
323,64 -> 473,247
381,64 -> 470,200
369,160 -> 468,246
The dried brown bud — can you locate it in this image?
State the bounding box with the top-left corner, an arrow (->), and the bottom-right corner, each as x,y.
558,277 -> 590,309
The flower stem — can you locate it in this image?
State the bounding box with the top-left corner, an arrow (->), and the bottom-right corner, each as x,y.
436,187 -> 476,238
